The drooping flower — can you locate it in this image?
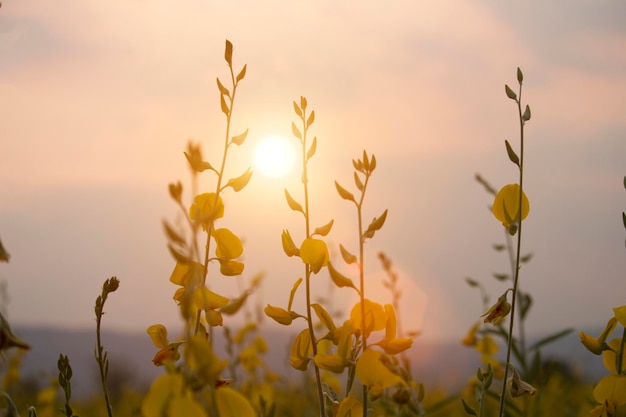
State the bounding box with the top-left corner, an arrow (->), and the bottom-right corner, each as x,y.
482,292 -> 511,325
507,364 -> 537,398
493,184 -> 529,233
190,193 -> 224,230
356,348 -> 405,398
146,324 -> 183,366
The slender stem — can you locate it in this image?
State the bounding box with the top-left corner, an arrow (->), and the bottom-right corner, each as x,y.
498,82 -> 525,417
356,172 -> 370,417
96,313 -> 114,417
617,327 -> 626,375
299,106 -> 326,417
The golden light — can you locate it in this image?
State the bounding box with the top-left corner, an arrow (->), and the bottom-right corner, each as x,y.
254,135 -> 296,178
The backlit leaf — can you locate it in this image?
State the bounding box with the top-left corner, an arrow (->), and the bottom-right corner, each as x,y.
306,110 -> 315,128
340,244 -> 357,264
216,78 -> 230,97
281,229 -> 299,257
307,137 -> 317,161
313,219 -> 334,237
293,101 -> 302,118
235,64 -> 247,82
224,40 -> 233,65
224,168 -> 252,192
284,189 -> 304,214
363,209 -> 388,239
354,172 -> 363,191
335,181 -> 355,202
328,262 -> 357,290
231,129 -> 249,146
288,277 -> 303,311
311,303 -> 337,333
292,122 -> 302,140
220,94 -> 229,115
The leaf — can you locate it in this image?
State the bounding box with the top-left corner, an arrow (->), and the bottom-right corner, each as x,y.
168,181 -> 182,203
220,94 -> 229,115
339,244 -> 357,264
216,78 -> 230,97
306,110 -> 315,128
306,137 -> 317,161
288,277 -> 303,311
236,64 -> 247,82
311,303 -> 337,333
231,129 -> 249,146
224,39 -> 233,65
493,273 -> 508,281
519,293 -> 532,320
623,212 -> 626,229
520,252 -> 533,263
353,172 -> 363,191
517,67 -> 524,83
184,152 -> 215,173
369,154 -> 377,171
529,328 -> 573,351
0,238 -> 10,263
167,244 -> 191,264
461,399 -> 478,416
313,219 -> 334,237
492,244 -> 505,251
225,168 -> 253,192
284,189 -> 304,214
335,181 -> 355,202
293,101 -> 302,118
522,105 -> 531,122
505,140 -> 520,166
300,96 -> 307,111
328,262 -> 357,290
505,84 -> 517,100
363,209 -> 388,239
291,122 -> 302,140
281,230 -> 299,257
465,277 -> 479,287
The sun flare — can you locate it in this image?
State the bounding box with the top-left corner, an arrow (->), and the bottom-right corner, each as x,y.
254,135 -> 296,178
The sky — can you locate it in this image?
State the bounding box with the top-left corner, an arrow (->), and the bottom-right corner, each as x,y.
1,0 -> 625,344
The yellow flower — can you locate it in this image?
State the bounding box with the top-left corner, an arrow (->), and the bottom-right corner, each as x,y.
482,293 -> 511,325
190,193 -> 224,230
580,317 -> 617,355
374,304 -> 413,355
593,374 -> 626,409
264,305 -> 298,326
493,184 -> 529,232
461,321 -> 480,347
356,348 -> 405,398
300,237 -> 329,274
603,338 -> 626,374
146,324 -> 182,366
350,299 -> 387,340
614,305 -> 626,327
290,329 -> 313,371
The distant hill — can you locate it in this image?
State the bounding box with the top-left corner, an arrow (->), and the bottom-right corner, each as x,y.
9,325 -> 605,400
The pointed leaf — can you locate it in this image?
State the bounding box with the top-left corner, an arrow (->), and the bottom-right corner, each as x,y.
291,122 -> 302,140
220,94 -> 229,115
284,189 -> 304,214
353,172 -> 363,191
219,291 -> 249,315
311,303 -> 337,333
306,110 -> 315,128
300,96 -> 307,111
236,64 -> 247,82
335,181 -> 355,202
493,273 -> 508,281
461,399 -> 478,416
517,67 -> 524,83
281,229 -> 299,257
293,101 -> 302,117
328,262 -> 357,290
363,209 -> 388,239
520,252 -> 533,263
288,277 -> 303,311
168,244 -> 191,264
306,137 -> 317,161
163,221 -> 186,245
224,39 -> 233,65
225,168 -> 253,192
370,154 -> 377,171
216,78 -> 230,97
465,277 -> 479,287
313,219 -> 334,237
339,244 -> 357,264
505,84 -> 517,100
505,140 -> 520,166
522,105 -> 531,122
231,128 -> 249,146
529,328 -> 573,351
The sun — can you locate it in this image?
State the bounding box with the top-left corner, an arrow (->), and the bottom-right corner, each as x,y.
254,135 -> 296,178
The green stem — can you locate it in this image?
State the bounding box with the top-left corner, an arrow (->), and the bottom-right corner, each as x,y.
617,327 -> 626,375
498,82 -> 526,417
299,106 -> 326,417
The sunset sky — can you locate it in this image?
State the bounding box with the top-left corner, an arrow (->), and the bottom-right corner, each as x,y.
1,1 -> 625,343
